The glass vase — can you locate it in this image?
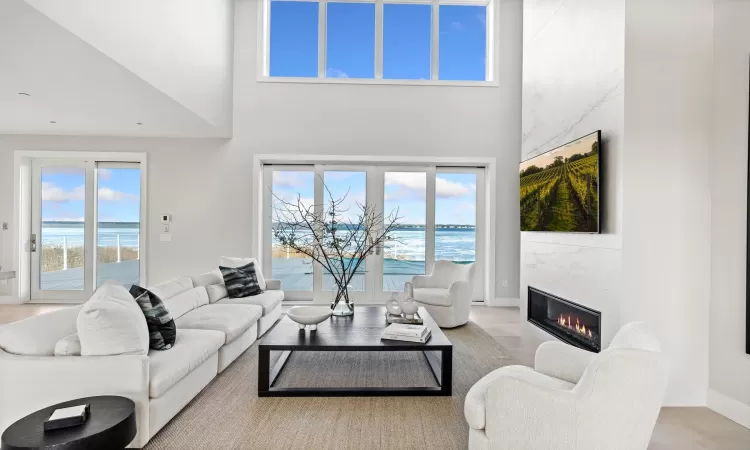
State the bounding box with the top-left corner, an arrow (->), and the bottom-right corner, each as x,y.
331,285 -> 354,316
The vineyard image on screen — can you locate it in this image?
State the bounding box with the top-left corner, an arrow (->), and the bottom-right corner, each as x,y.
520,132 -> 600,233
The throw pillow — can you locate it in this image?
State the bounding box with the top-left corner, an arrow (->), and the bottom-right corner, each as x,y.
220,256 -> 267,290
77,284 -> 150,356
129,285 -> 177,350
220,262 -> 262,298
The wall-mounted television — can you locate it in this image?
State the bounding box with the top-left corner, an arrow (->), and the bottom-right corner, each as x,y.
520,131 -> 601,233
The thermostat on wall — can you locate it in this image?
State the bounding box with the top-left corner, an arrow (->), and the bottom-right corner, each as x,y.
161,214 -> 171,224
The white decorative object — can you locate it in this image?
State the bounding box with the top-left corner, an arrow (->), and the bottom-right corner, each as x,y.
411,261 -> 475,328
400,297 -> 418,319
386,292 -> 402,315
287,306 -> 332,331
464,322 -> 669,450
403,281 -> 414,299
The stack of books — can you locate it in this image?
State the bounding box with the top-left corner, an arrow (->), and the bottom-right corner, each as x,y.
381,323 -> 431,343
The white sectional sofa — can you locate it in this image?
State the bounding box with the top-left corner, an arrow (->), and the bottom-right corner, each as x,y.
0,270 -> 283,448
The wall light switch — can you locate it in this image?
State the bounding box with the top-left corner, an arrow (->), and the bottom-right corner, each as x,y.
2,222 -> 7,231
160,233 -> 172,242
502,280 -> 509,287
162,224 -> 170,233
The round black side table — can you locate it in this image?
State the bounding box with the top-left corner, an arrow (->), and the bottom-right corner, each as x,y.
1,396 -> 136,450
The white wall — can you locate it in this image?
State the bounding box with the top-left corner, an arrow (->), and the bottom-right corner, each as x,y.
521,0 -> 625,345
709,0 -> 750,425
25,0 -> 234,135
622,0 -> 714,406
0,0 -> 523,301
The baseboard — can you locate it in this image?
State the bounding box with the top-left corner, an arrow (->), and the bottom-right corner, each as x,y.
487,297 -> 519,307
707,388 -> 750,429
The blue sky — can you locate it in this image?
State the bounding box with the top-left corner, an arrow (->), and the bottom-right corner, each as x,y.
41,167 -> 141,222
273,170 -> 476,225
270,1 -> 486,80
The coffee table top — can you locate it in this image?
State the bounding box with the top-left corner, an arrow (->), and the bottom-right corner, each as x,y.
261,306 -> 452,351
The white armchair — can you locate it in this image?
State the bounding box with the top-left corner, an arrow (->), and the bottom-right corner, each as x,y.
410,260 -> 475,328
464,322 -> 669,450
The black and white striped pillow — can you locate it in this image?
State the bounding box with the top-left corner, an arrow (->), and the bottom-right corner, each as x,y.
129,285 -> 176,351
219,262 -> 262,298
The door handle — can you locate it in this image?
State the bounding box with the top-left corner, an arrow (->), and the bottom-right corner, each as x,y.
30,234 -> 37,252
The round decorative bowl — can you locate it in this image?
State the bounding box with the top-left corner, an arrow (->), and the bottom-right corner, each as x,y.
287,306 -> 332,331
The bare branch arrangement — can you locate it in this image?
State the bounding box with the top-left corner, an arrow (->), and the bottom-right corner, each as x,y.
272,180 -> 401,315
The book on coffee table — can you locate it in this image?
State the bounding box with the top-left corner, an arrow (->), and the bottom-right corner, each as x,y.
381,323 -> 432,343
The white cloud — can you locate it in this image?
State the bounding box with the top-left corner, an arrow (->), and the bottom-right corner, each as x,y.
384,173 -> 474,200
44,216 -> 85,222
98,168 -> 112,181
451,21 -> 464,31
42,182 -> 84,202
326,68 -> 349,78
273,172 -> 312,189
42,182 -> 138,203
98,187 -> 139,202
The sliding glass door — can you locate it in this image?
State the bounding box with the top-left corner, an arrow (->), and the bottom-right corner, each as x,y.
263,164 -> 484,304
30,159 -> 143,301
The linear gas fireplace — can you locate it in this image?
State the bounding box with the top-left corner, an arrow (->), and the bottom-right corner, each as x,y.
527,287 -> 601,352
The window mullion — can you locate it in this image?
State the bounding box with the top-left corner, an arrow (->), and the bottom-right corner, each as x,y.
431,0 -> 439,80
84,161 -> 96,296
375,0 -> 383,79
318,0 -> 327,78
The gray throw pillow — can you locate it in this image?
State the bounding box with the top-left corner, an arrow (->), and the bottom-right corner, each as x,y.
129,285 -> 176,350
220,262 -> 262,298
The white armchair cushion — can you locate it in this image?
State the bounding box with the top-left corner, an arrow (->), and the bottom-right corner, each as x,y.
534,341 -> 596,384
465,365 -> 574,430
220,257 -> 266,291
77,284 -> 150,356
413,288 -> 452,307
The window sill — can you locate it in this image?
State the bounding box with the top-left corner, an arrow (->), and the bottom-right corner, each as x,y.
257,76 -> 499,88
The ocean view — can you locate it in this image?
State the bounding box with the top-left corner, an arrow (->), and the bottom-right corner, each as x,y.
40,222 -> 475,292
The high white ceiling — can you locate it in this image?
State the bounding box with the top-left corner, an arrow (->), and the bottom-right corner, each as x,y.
0,0 -> 233,138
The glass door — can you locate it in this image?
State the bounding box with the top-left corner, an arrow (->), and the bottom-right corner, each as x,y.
31,160 -> 94,300
30,159 -> 144,301
374,167 -> 434,301
264,164 -> 485,304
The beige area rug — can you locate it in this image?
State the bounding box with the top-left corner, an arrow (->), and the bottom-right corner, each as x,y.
145,321 -> 514,450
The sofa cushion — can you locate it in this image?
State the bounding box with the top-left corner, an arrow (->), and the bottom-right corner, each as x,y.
162,286 -> 209,319
148,276 -> 194,300
175,304 -> 262,344
216,289 -> 284,315
77,284 -> 150,356
205,284 -> 228,303
221,256 -> 266,291
0,306 -> 82,356
190,270 -> 223,287
148,328 -> 224,398
54,333 -> 82,356
413,288 -> 453,307
464,365 -> 575,430
220,263 -> 262,298
130,285 -> 177,351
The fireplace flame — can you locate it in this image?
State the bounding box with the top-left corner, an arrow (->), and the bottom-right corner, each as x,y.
558,314 -> 594,339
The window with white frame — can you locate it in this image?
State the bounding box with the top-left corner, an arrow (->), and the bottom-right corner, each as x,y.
260,0 -> 494,84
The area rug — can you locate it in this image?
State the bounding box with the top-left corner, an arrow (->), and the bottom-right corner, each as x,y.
145,321 -> 514,450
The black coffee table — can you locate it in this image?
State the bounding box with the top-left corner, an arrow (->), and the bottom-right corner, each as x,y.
258,306 -> 452,397
1,396 -> 136,450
